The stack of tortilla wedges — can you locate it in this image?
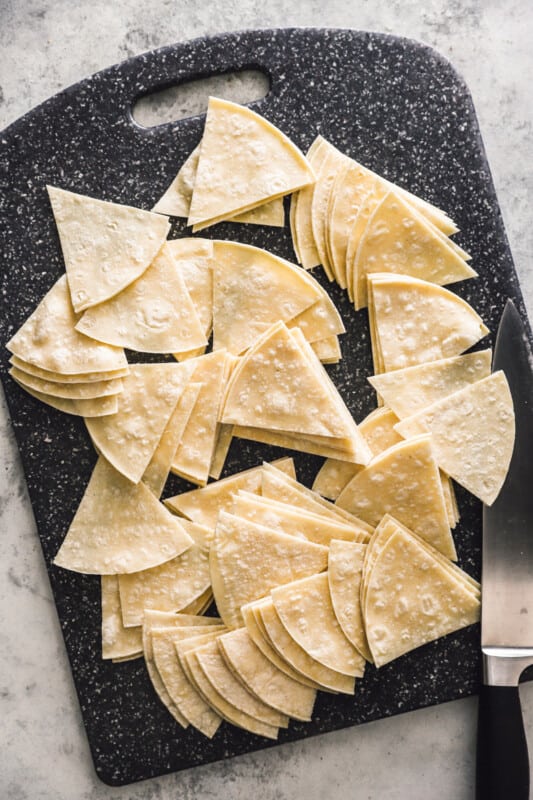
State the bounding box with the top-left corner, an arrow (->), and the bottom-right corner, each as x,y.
4,97 -> 516,742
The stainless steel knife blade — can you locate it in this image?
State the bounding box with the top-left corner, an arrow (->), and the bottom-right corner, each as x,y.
481,299 -> 533,654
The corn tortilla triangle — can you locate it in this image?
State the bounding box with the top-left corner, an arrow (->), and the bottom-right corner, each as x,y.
47,185 -> 170,312
86,363 -> 190,484
292,136 -> 330,268
327,541 -> 371,662
53,456 -> 193,574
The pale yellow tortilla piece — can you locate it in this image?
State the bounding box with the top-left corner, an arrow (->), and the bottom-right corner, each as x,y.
86,363 -> 189,483
6,275 -> 128,375
272,573 -> 365,677
310,336 -> 341,363
112,652 -> 143,663
312,407 -> 402,500
194,639 -> 288,728
364,524 -> 480,667
261,462 -> 373,535
354,190 -> 476,309
154,143 -> 285,228
188,97 -> 315,227
327,541 -> 371,662
165,238 -> 214,359
256,598 -> 355,694
212,241 -> 321,355
10,373 -> 120,417
241,602 -> 321,689
292,136 -> 330,268
368,273 -> 489,371
221,322 -> 365,442
118,544 -> 211,627
47,186 -> 170,312
288,292 -> 345,344
230,491 -> 365,546
75,244 -> 206,354
101,575 -> 142,660
142,381 -> 202,498
164,457 -> 295,528
311,144 -> 351,280
209,423 -> 234,481
337,434 -> 456,559
9,366 -> 123,400
9,355 -> 129,384
182,648 -> 279,739
232,425 -> 365,462
142,611 -> 221,727
327,162 -> 374,289
210,511 -> 328,629
345,177 -> 386,301
170,351 -> 228,486
54,456 -> 193,575
218,628 -> 317,721
368,350 -> 492,420
153,628 -> 223,736
394,371 -> 515,505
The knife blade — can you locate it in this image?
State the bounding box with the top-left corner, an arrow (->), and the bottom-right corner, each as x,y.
476,298 -> 533,800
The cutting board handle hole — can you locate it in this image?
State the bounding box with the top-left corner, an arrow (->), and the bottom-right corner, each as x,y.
131,69 -> 271,128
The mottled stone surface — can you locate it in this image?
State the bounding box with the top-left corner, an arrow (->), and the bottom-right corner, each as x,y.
1,4 -> 533,800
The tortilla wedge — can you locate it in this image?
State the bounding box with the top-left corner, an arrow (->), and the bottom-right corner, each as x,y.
327,541 -> 371,662
47,185 -> 170,312
210,511 -> 328,629
54,456 -> 193,574
292,136 -> 330,268
10,374 -> 120,417
394,371 -> 515,505
101,575 -> 142,660
187,97 -> 314,228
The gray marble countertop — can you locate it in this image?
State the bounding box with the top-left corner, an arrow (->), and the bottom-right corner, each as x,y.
1,2 -> 533,798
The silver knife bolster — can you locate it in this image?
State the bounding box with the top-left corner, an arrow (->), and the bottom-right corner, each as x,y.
482,647 -> 533,686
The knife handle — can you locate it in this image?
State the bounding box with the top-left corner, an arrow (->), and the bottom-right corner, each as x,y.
476,683 -> 529,799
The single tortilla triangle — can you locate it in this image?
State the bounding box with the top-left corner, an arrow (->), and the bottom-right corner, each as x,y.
153,143 -> 285,228
255,597 -> 355,694
53,456 -> 193,574
101,575 -> 142,660
47,186 -> 170,312
292,136 -> 330,268
75,244 -> 207,353
346,178 -> 388,301
363,520 -> 480,667
287,290 -> 345,344
118,543 -> 211,627
271,573 -> 365,677
86,363 -> 189,483
354,190 -> 476,309
153,628 -> 224,737
336,434 -> 456,559
165,238 -> 213,360
6,275 -> 128,375
222,322 -> 369,446
368,274 -> 489,372
164,457 -> 295,528
327,541 -> 371,662
311,336 -> 341,363
192,639 -> 288,728
187,97 -> 314,227
212,241 -> 322,355
368,350 -> 492,419
170,350 -> 229,486
231,491 -> 366,546
218,628 -> 317,721
210,511 -> 328,629
312,407 -> 402,500
142,380 -> 202,498
394,371 -> 515,505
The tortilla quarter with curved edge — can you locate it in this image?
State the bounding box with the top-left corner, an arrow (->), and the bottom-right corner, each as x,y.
271,573 -> 365,677
8,366 -> 123,400
75,244 -> 207,354
47,185 -> 170,312
53,456 -> 193,575
10,373 -> 120,417
217,627 -> 317,721
327,540 -> 372,662
8,354 -> 129,384
394,370 -> 515,505
187,97 -> 315,228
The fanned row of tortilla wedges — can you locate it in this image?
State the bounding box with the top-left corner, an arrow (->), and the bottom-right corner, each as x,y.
290,135 -> 476,309
100,461 -> 479,739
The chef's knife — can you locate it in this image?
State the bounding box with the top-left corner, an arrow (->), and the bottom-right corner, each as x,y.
476,299 -> 533,799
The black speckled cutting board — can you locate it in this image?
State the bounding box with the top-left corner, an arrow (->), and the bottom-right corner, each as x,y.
0,27 -> 530,787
